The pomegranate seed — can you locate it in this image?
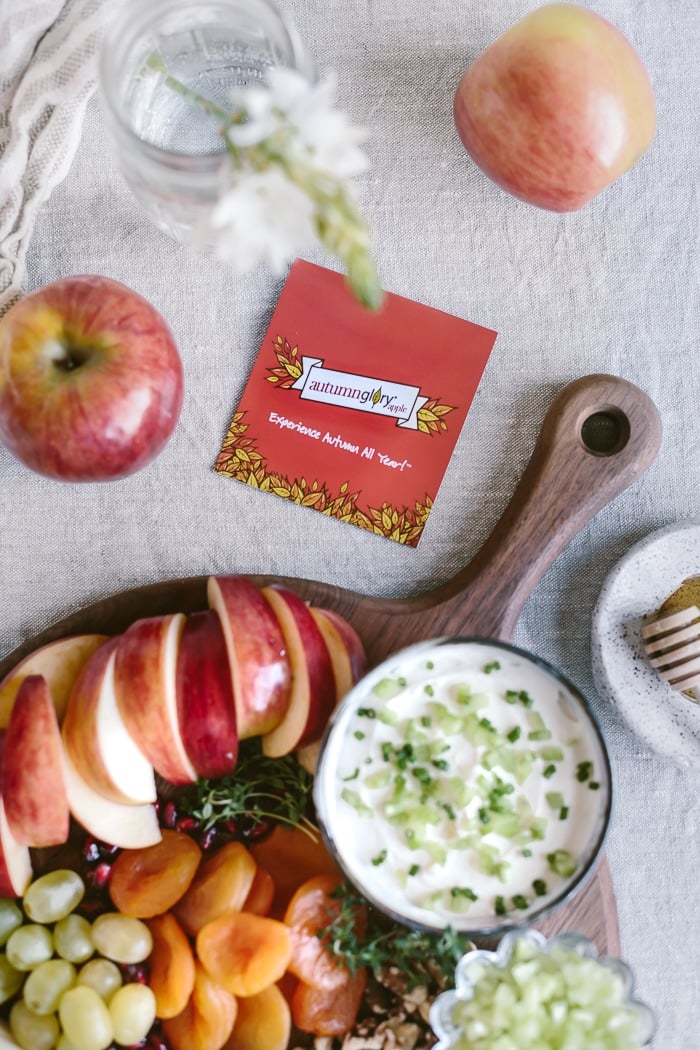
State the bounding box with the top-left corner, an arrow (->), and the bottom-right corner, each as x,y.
87,862 -> 112,889
121,961 -> 150,984
199,827 -> 218,851
175,816 -> 198,832
162,801 -> 178,828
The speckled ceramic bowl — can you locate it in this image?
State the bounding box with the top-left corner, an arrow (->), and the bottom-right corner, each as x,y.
591,520 -> 700,769
430,928 -> 655,1050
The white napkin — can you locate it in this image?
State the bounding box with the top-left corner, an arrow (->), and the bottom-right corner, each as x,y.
0,0 -> 109,314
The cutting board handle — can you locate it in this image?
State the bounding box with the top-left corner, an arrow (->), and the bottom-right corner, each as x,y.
424,374 -> 662,640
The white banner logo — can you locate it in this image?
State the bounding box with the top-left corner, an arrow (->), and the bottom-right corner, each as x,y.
291,357 -> 428,429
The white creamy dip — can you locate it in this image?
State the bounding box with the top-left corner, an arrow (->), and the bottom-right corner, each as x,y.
314,639 -> 611,933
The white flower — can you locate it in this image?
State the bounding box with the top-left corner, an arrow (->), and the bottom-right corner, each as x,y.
204,168 -> 317,275
227,68 -> 369,179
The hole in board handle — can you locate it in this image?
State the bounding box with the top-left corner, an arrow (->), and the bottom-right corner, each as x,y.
579,408 -> 630,457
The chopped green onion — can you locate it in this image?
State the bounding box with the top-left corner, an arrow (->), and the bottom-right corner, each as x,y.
546,849 -> 577,878
342,768 -> 360,782
512,894 -> 529,910
483,661 -> 501,674
357,707 -> 376,718
507,726 -> 522,743
353,730 -> 365,741
533,879 -> 547,896
372,850 -> 387,867
543,764 -> 557,779
576,761 -> 593,782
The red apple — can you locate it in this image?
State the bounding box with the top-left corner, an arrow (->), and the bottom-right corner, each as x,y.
309,608 -> 367,699
1,676 -> 69,847
175,611 -> 239,779
113,614 -> 197,785
207,576 -> 292,739
0,795 -> 32,899
0,633 -> 108,728
61,749 -> 161,850
62,637 -> 157,805
260,585 -> 336,758
453,3 -> 656,211
0,275 -> 183,480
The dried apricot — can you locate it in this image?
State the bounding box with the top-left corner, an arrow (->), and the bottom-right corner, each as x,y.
197,911 -> 292,998
243,865 -> 274,916
145,913 -> 195,1019
108,829 -> 201,917
292,966 -> 367,1037
249,826 -> 340,915
223,983 -> 291,1050
174,841 -> 257,937
284,874 -> 365,991
161,960 -> 237,1050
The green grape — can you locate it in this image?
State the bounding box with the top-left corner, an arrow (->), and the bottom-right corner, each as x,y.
9,1000 -> 59,1050
23,959 -> 76,1016
23,871 -> 85,925
109,983 -> 157,1046
0,900 -> 23,947
53,915 -> 94,965
58,986 -> 113,1050
76,959 -> 122,1003
6,924 -> 53,971
57,1039 -> 81,1050
90,914 -> 152,965
0,953 -> 24,1004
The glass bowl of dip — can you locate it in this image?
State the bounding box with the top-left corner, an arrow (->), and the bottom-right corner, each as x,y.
429,928 -> 655,1050
313,637 -> 612,937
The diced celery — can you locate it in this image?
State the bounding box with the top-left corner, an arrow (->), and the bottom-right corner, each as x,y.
377,706 -> 399,726
364,768 -> 393,790
545,791 -> 564,811
372,677 -> 404,700
340,788 -> 373,818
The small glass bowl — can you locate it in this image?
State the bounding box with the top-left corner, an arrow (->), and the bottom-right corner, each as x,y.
430,928 -> 655,1049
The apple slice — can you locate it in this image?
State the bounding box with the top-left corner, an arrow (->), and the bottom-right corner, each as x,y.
260,586 -> 336,758
113,614 -> 197,785
62,637 -> 156,805
176,610 -> 239,779
62,749 -> 161,850
0,633 -> 108,728
1,675 -> 69,847
207,576 -> 292,739
309,608 -> 367,700
0,796 -> 32,899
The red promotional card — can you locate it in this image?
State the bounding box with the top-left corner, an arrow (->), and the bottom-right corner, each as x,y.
215,261 -> 497,546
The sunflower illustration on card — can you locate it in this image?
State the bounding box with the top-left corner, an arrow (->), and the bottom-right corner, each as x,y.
215,261 -> 497,546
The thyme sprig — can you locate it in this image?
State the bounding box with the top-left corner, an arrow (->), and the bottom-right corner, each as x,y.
322,883 -> 472,988
180,739 -> 318,839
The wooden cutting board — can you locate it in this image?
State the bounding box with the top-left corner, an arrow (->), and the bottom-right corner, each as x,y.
0,374 -> 662,956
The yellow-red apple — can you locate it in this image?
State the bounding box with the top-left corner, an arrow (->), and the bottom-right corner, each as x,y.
309,608 -> 366,699
0,795 -> 32,899
62,750 -> 161,850
113,614 -> 197,785
453,3 -> 656,211
1,676 -> 69,847
260,586 -> 336,758
207,576 -> 291,739
62,637 -> 156,805
175,611 -> 239,779
0,633 -> 108,728
0,275 -> 183,480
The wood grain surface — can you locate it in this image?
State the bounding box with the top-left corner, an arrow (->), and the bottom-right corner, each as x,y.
1,375 -> 663,956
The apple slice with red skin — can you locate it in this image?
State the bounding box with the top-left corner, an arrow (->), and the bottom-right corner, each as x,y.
1,675 -> 69,847
0,796 -> 32,899
260,586 -> 336,758
309,608 -> 367,700
0,633 -> 108,728
113,613 -> 197,785
207,576 -> 292,739
62,637 -> 156,805
61,749 -> 161,850
175,610 -> 239,778
298,609 -> 367,775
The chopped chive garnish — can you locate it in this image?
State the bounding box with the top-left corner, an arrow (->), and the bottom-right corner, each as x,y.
483,661 -> 501,674
576,761 -> 593,782
381,742 -> 394,762
533,879 -> 547,896
507,726 -> 522,742
353,730 -> 365,741
519,691 -> 534,708
543,764 -> 557,779
357,707 -> 376,718
521,848 -> 533,858
342,768 -> 360,782
426,661 -> 434,670
504,690 -> 519,705
439,801 -> 457,820
431,758 -> 449,771
589,781 -> 601,790
420,715 -> 432,727
451,887 -> 478,900
546,849 -> 577,878
424,684 -> 434,696
412,767 -> 433,788
495,895 -> 506,916
408,864 -> 420,876
372,850 -> 387,866
560,806 -> 569,820
512,894 -> 528,910
478,807 -> 490,824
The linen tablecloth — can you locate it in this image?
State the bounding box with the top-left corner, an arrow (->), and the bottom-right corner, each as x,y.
1,1 -> 699,1047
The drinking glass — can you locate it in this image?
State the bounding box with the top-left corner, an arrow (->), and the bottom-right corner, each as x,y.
99,0 -> 315,244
